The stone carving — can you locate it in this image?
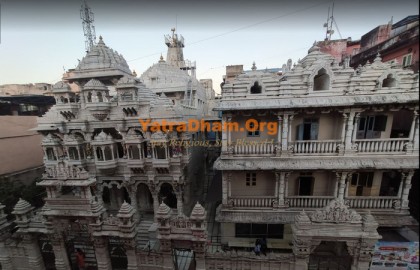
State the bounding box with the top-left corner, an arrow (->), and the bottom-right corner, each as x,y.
310,199 -> 362,223
43,162 -> 89,180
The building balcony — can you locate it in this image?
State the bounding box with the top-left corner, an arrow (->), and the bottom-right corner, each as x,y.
289,140 -> 341,155
346,196 -> 400,210
126,158 -> 145,168
353,138 -> 410,154
232,143 -> 276,156
152,158 -> 170,168
226,196 -> 402,211
95,159 -> 118,170
286,196 -> 335,208
229,196 -> 276,208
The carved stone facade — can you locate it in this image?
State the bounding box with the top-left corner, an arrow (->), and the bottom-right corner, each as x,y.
215,44 -> 418,269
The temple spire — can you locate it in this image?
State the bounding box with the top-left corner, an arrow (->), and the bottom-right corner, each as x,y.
164,27 -> 185,68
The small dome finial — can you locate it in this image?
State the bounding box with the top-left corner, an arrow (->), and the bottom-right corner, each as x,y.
132,70 -> 137,77
251,61 -> 257,71
159,54 -> 165,63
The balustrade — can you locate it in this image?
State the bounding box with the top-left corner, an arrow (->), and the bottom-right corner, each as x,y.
291,140 -> 341,154
233,143 -> 275,155
354,138 -> 409,153
229,196 -> 276,208
345,196 -> 399,209
286,196 -> 335,208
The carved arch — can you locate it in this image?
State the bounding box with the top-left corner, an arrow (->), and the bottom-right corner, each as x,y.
247,80 -> 266,94
308,64 -> 334,92
377,70 -> 400,89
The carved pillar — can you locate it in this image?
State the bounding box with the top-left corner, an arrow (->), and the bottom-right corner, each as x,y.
125,244 -> 138,270
22,234 -> 45,270
176,188 -> 184,216
292,237 -> 311,270
222,172 -> 228,205
93,237 -> 112,270
276,115 -> 282,156
344,111 -> 356,153
401,170 -> 415,210
277,172 -> 287,207
288,115 -> 294,146
410,110 -> 419,153
339,113 -> 348,154
152,193 -> 160,222
281,114 -> 289,156
227,115 -> 233,156
337,172 -> 348,200
129,187 -> 139,220
49,233 -> 71,270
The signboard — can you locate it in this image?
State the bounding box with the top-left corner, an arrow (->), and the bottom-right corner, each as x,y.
370,242 -> 419,270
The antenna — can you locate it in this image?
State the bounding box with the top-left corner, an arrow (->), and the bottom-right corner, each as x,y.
323,2 -> 342,41
80,0 -> 97,52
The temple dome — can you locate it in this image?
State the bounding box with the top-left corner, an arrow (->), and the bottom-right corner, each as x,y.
75,36 -> 131,73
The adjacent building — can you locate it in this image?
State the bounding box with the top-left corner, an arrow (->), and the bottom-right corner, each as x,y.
213,44 -> 419,269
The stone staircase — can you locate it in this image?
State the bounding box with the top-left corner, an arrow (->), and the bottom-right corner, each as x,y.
70,231 -> 98,268
136,218 -> 154,250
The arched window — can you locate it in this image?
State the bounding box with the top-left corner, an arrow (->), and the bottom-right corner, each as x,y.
104,146 -> 113,160
97,92 -> 103,102
46,148 -> 57,160
68,147 -> 79,160
87,92 -> 92,102
313,68 -> 330,91
128,145 -> 140,159
250,82 -> 262,94
382,74 -> 396,88
96,147 -> 104,161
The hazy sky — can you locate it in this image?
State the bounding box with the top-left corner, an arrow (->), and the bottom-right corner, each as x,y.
0,0 -> 418,93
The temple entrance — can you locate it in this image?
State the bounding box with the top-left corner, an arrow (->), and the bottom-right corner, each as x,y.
109,238 -> 128,270
159,183 -> 177,209
65,230 -> 98,270
172,248 -> 195,270
136,183 -> 154,214
309,241 -> 351,270
38,235 -> 56,270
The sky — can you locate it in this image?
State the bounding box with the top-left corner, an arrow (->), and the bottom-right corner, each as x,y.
0,0 -> 418,94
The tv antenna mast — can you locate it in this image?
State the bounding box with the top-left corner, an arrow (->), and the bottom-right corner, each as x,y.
323,2 -> 342,41
80,0 -> 97,52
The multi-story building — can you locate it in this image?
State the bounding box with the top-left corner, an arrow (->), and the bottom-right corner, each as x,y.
213,44 -> 419,269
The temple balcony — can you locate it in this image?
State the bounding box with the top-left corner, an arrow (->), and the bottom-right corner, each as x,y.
95,159 -> 118,170
126,158 -> 145,169
152,158 -> 170,168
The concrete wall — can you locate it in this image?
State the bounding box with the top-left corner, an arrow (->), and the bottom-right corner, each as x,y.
230,171 -> 276,197
230,115 -> 278,142
0,116 -> 44,176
